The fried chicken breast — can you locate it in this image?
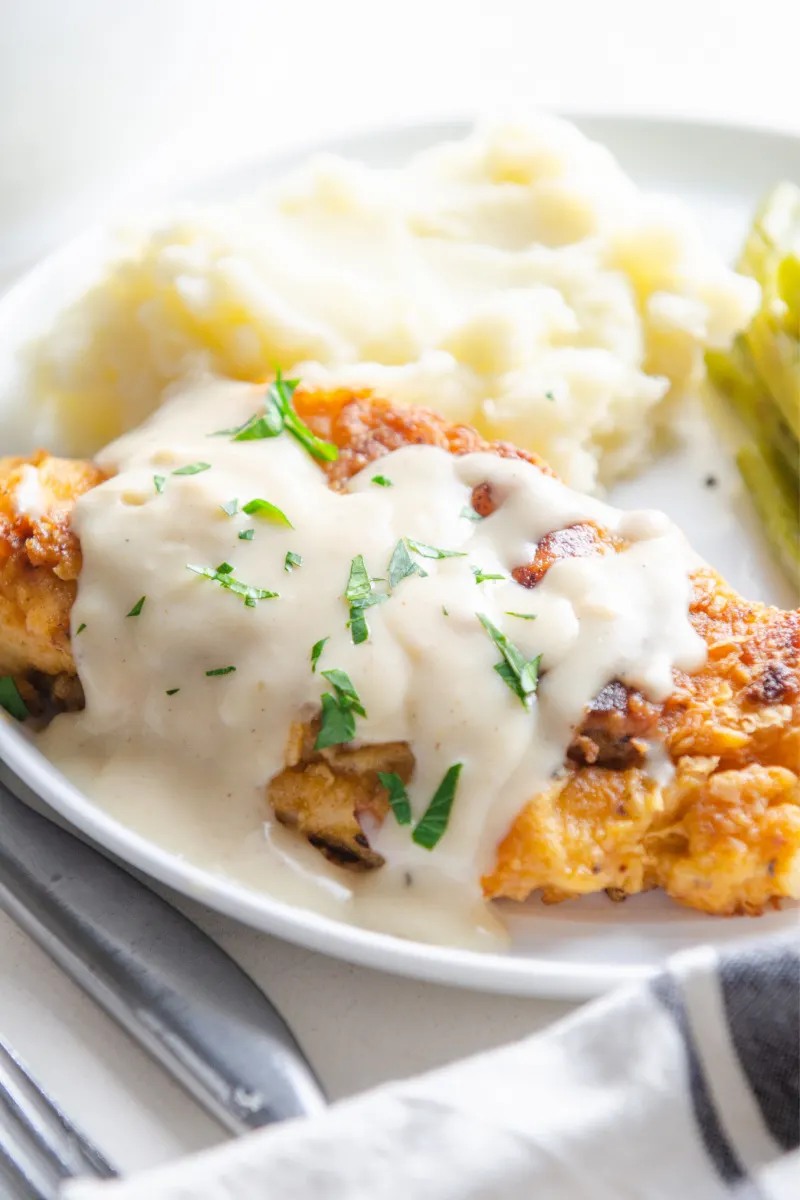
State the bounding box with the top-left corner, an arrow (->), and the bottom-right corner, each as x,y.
2,387 -> 798,916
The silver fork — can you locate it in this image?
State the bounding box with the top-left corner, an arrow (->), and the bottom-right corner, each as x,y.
0,1036 -> 115,1199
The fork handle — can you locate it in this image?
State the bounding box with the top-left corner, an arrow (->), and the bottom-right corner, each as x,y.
0,768 -> 326,1134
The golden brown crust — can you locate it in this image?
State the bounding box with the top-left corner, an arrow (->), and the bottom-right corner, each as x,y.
3,386 -> 799,917
292,386 -> 555,489
0,452 -> 104,677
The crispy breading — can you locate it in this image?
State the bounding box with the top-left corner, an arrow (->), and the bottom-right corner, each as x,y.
269,720 -> 412,869
0,452 -> 104,678
2,387 -> 799,917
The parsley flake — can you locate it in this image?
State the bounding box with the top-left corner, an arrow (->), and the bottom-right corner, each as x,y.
0,676 -> 29,721
315,692 -> 355,749
320,669 -> 366,716
220,498 -> 239,517
478,614 -> 541,709
213,370 -> 339,461
208,416 -> 261,438
166,688 -> 180,696
187,563 -> 278,605
242,498 -> 293,528
460,506 -> 483,521
238,529 -> 254,541
545,391 -> 556,402
345,555 -> 371,605
272,371 -> 339,462
314,669 -> 366,751
284,551 -> 303,572
206,666 -> 236,677
126,596 -> 146,617
153,475 -> 166,494
412,764 -> 463,849
406,539 -> 467,561
345,554 -> 387,644
310,637 -> 328,672
378,772 -> 412,825
388,539 -> 423,589
371,475 -> 393,487
505,611 -> 537,620
172,462 -> 211,476
232,404 -> 284,442
471,566 -> 505,584
76,623 -> 87,635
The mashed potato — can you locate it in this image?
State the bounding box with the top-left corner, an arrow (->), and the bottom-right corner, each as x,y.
24,116 -> 759,490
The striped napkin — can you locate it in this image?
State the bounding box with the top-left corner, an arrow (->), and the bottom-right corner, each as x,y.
67,935 -> 799,1200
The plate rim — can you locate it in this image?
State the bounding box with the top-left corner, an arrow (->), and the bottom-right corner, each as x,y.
1,111 -> 797,999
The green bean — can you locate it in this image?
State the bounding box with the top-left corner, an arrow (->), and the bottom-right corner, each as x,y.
706,342 -> 799,483
737,442 -> 800,590
743,311 -> 800,441
706,183 -> 800,587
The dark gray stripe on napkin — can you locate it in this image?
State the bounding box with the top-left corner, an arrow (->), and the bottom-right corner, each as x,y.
718,942 -> 800,1153
652,973 -> 748,1187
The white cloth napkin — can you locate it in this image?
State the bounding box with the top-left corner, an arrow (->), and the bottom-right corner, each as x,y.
66,936 -> 799,1200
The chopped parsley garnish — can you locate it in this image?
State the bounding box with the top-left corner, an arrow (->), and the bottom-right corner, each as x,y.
209,416 -> 260,438
172,462 -> 211,476
126,596 -> 146,617
232,403 -> 284,442
284,551 -> 303,572
471,566 -> 505,584
166,688 -> 180,696
371,475 -> 393,487
315,693 -> 355,749
478,614 -> 541,709
187,563 -> 278,606
412,764 -> 463,849
442,606 -> 449,616
460,505 -> 483,521
272,372 -> 339,463
545,391 -> 555,402
206,666 -> 236,677
406,539 -> 467,560
216,370 -> 338,463
242,498 -> 293,528
0,676 -> 29,721
378,772 -> 412,825
153,475 -> 166,494
349,609 -> 368,644
220,498 -> 239,517
387,539 -> 425,589
345,554 -> 387,644
76,623 -> 87,635
314,668 -> 366,751
345,555 -> 372,605
505,611 -> 537,620
320,669 -> 366,716
310,637 -> 328,672
238,529 -> 254,541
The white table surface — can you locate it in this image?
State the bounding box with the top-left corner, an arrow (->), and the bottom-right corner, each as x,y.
0,0 -> 798,1178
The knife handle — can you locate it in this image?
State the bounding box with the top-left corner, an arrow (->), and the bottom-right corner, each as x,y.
0,772 -> 326,1134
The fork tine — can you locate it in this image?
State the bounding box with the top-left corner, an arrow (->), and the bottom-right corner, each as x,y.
0,1037 -> 116,1184
0,1121 -> 57,1199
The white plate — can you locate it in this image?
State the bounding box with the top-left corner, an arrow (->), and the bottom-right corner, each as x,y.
0,115 -> 797,998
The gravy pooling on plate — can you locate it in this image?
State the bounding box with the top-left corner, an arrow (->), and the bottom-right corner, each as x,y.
39,376 -> 706,946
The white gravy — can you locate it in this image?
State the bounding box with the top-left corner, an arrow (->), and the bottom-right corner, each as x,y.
40,378 -> 707,948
